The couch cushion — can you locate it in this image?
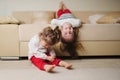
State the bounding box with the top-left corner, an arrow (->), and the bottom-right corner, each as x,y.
72,11 -> 120,24
19,24 -> 120,41
12,11 -> 33,24
88,14 -> 104,24
0,16 -> 20,24
19,24 -> 56,41
20,41 -> 120,57
72,11 -> 108,23
0,24 -> 19,56
79,24 -> 120,40
13,11 -> 120,24
33,11 -> 55,24
97,14 -> 120,24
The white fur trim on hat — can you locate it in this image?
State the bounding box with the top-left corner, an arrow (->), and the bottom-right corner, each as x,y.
51,18 -> 81,27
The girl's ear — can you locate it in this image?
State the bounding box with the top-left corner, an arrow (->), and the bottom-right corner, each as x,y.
39,33 -> 42,37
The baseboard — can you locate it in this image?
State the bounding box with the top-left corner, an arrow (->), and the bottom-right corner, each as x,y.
0,57 -> 19,60
19,55 -> 120,60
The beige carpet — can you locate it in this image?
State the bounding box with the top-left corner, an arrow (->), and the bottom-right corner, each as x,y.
0,59 -> 120,80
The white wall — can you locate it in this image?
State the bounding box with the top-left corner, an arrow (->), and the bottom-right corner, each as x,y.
0,0 -> 120,16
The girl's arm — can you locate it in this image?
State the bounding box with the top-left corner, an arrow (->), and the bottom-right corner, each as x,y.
49,47 -> 56,57
28,35 -> 48,59
29,42 -> 48,59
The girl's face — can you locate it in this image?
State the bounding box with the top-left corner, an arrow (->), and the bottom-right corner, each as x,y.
61,23 -> 74,42
40,39 -> 51,49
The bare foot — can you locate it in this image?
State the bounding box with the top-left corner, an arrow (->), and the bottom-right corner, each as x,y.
44,65 -> 56,72
65,64 -> 72,69
59,61 -> 72,69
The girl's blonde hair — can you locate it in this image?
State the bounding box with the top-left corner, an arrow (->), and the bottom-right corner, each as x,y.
61,27 -> 84,57
39,26 -> 61,45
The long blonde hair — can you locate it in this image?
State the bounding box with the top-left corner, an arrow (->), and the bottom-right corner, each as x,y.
61,27 -> 84,57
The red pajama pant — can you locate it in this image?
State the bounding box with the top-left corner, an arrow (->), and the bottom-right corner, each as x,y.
30,56 -> 61,71
57,9 -> 71,18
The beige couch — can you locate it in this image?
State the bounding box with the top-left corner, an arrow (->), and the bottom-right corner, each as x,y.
0,11 -> 120,59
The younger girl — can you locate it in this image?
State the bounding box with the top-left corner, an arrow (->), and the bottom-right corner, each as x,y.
28,26 -> 72,72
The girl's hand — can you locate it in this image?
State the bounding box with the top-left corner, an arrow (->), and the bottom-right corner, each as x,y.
46,56 -> 55,62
